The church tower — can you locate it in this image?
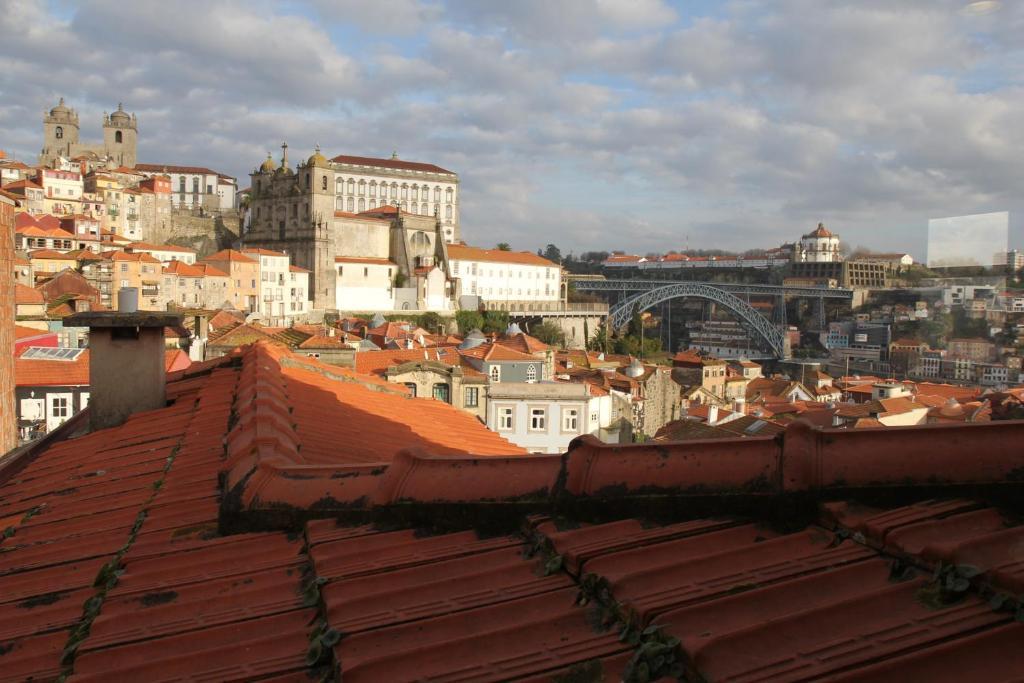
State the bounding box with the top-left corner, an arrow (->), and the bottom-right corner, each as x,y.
40,98 -> 80,166
103,103 -> 138,167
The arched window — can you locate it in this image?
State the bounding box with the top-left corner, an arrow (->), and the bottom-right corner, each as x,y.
526,365 -> 537,382
321,175 -> 327,191
446,187 -> 453,202
115,130 -> 123,143
368,181 -> 376,197
336,178 -> 344,193
358,180 -> 365,195
411,186 -> 418,201
390,183 -> 398,198
346,197 -> 354,212
358,198 -> 365,212
489,365 -> 501,382
55,126 -> 63,139
434,187 -> 441,202
401,184 -> 408,199
446,205 -> 453,220
347,179 -> 355,194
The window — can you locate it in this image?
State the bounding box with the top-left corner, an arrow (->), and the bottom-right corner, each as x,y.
52,396 -> 69,418
401,185 -> 408,199
363,267 -> 368,277
562,408 -> 579,432
55,126 -> 63,139
446,187 -> 453,202
358,180 -> 365,195
120,263 -> 128,272
465,387 -> 479,407
489,365 -> 501,382
404,383 -> 417,397
432,383 -> 450,403
498,406 -> 514,431
347,179 -> 355,195
115,130 -> 123,143
434,187 -> 441,202
322,176 -> 328,191
358,198 -> 365,212
446,205 -> 453,220
530,408 -> 547,431
526,364 -> 537,382
347,197 -> 354,212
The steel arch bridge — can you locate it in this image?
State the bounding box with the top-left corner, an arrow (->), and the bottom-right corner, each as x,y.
609,282 -> 788,358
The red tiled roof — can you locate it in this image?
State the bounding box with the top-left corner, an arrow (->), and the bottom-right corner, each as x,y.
334,256 -> 396,266
330,153 -> 455,175
201,249 -> 256,264
15,349 -> 188,386
493,332 -> 550,355
3,338 -> 1024,680
207,309 -> 244,330
15,283 -> 45,305
28,249 -> 75,260
241,247 -> 288,257
447,244 -> 558,267
126,242 -> 197,254
354,347 -> 464,376
288,264 -> 310,273
134,163 -> 233,178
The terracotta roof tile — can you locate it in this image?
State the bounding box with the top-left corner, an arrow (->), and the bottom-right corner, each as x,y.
447,243 -> 557,267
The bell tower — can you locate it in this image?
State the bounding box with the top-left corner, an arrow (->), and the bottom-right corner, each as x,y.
40,98 -> 80,166
102,103 -> 138,167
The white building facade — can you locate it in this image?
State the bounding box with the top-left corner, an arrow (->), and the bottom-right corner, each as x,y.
243,248 -> 309,324
486,382 -> 608,454
447,245 -> 562,310
335,256 -> 397,312
134,164 -> 237,212
799,223 -> 841,263
331,154 -> 460,243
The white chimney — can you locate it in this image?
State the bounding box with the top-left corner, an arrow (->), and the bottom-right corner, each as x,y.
117,287 -> 139,312
732,396 -> 746,415
707,404 -> 719,425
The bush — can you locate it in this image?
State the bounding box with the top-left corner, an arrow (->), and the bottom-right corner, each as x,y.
531,321 -> 566,347
482,310 -> 509,334
455,310 -> 484,334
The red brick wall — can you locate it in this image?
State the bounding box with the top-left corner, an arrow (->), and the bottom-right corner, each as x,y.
0,195 -> 16,453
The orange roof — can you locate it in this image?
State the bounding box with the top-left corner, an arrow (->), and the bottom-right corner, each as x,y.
15,349 -> 187,386
494,332 -> 550,355
803,222 -> 835,238
208,309 -> 245,329
202,249 -> 256,264
354,347 -> 465,376
127,242 -> 197,254
241,247 -> 288,257
288,264 -> 309,273
447,244 -> 558,267
28,249 -> 75,260
107,251 -> 161,263
334,256 -> 396,266
330,153 -> 455,175
163,261 -> 208,277
15,283 -> 45,305
14,324 -> 51,340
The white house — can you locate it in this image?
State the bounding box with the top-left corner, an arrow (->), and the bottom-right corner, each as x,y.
486,382 -> 608,454
335,256 -> 397,311
799,223 -> 841,263
331,153 -> 460,243
134,164 -> 236,212
447,245 -> 561,311
242,248 -> 309,324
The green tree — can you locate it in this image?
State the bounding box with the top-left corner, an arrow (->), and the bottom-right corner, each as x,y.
455,310 -> 484,334
531,321 -> 566,347
417,311 -> 442,332
496,242 -> 511,251
542,244 -> 562,264
482,310 -> 509,334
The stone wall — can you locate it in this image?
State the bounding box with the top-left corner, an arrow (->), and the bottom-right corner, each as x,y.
0,196 -> 17,453
153,209 -> 241,258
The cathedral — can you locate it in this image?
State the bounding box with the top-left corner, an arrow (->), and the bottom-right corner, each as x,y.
39,98 -> 138,168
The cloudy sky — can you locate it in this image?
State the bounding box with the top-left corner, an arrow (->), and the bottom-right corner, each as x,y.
2,0 -> 1022,258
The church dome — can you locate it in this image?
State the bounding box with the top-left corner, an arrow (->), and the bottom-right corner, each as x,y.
307,144 -> 329,167
50,98 -> 71,116
803,222 -> 835,239
259,154 -> 276,173
110,103 -> 130,123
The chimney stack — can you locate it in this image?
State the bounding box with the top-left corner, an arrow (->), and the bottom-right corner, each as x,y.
65,304 -> 185,432
707,404 -> 719,425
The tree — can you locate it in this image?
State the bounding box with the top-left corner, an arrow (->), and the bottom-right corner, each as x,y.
455,310 -> 484,334
496,242 -> 511,251
542,244 -> 562,264
417,311 -> 442,332
482,310 -> 509,334
531,321 -> 566,347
